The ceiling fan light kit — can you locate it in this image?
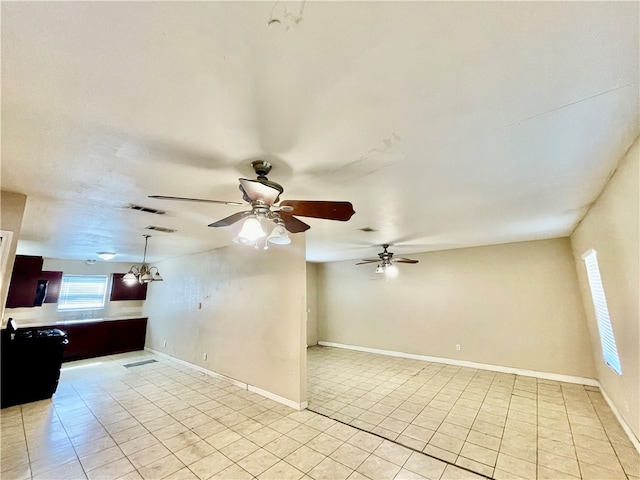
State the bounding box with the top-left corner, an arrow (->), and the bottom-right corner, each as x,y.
231,214 -> 292,249
238,215 -> 266,241
123,234 -> 164,285
375,263 -> 399,277
266,222 -> 291,245
358,244 -> 418,278
151,160 -> 355,250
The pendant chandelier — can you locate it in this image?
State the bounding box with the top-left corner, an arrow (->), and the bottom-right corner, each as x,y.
123,235 -> 163,285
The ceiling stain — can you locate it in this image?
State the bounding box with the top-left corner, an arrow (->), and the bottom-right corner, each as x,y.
268,1 -> 306,29
318,133 -> 402,183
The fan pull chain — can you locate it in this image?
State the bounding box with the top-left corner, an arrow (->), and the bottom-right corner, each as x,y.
252,238 -> 269,250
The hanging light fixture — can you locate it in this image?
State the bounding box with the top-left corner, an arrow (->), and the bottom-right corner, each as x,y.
237,215 -> 266,242
266,220 -> 291,245
233,214 -> 291,249
123,235 -> 163,285
375,261 -> 399,277
385,264 -> 399,278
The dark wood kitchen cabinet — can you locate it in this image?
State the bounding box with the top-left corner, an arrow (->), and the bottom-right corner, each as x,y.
53,317 -> 148,362
39,271 -> 63,304
110,274 -> 147,301
5,255 -> 44,308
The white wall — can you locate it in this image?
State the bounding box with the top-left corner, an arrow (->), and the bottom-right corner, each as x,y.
4,258 -> 145,326
306,262 -> 318,346
144,236 -> 307,406
570,137 -> 639,442
317,237 -> 596,379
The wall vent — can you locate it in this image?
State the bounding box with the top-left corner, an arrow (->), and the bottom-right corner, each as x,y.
145,225 -> 176,233
127,204 -> 166,215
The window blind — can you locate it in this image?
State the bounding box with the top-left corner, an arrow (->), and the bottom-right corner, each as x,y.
58,275 -> 108,310
582,250 -> 622,375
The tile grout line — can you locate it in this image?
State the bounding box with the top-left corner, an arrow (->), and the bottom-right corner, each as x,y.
455,367 -> 499,477
560,385 -> 581,480
307,406 -> 494,479
585,388 -> 629,479
311,351 -> 507,477
62,363 -> 145,480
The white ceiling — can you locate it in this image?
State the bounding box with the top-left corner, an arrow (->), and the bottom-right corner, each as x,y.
2,2 -> 638,264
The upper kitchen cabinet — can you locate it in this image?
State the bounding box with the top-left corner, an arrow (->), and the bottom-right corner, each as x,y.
5,255 -> 44,308
39,270 -> 63,304
110,274 -> 147,301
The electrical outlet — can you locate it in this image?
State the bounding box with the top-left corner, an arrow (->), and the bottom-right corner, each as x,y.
163,340 -> 167,348
203,353 -> 207,361
456,344 -> 461,351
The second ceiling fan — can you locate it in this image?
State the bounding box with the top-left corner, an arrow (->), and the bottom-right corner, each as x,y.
357,244 -> 419,276
150,160 -> 355,246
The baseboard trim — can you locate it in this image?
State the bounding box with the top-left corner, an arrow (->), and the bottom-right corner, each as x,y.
145,348 -> 307,411
599,385 -> 640,454
248,385 -> 308,411
317,341 -> 599,386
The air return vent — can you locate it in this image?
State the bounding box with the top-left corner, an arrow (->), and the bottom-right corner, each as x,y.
127,204 -> 167,215
145,226 -> 176,233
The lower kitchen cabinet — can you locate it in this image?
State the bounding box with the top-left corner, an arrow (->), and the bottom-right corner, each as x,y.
37,317 -> 148,362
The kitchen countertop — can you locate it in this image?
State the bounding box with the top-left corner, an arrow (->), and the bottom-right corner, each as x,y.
14,316 -> 147,329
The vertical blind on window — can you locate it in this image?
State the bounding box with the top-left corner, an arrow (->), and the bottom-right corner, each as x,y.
58,275 -> 108,310
582,250 -> 622,375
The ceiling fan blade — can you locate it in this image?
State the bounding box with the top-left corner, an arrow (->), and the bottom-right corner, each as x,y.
149,195 -> 243,206
208,211 -> 251,228
239,179 -> 280,205
279,200 -> 355,221
394,258 -> 419,264
356,260 -> 379,265
278,212 -> 311,233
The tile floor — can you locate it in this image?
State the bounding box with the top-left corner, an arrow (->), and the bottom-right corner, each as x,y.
1,348 -> 638,480
2,350 -> 484,480
307,345 -> 640,480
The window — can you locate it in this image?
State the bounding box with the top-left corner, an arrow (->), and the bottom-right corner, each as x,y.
58,275 -> 108,311
582,250 -> 622,375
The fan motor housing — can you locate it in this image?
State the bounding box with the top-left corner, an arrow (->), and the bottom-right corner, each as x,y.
250,160 -> 284,199
251,160 -> 273,177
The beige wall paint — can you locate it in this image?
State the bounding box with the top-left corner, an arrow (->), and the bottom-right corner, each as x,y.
307,262 -> 318,346
5,258 -> 144,326
0,191 -> 27,325
570,137 -> 639,441
144,236 -> 307,406
317,238 -> 596,378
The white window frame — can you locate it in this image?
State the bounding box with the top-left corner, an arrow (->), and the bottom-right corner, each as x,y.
582,249 -> 622,375
57,274 -> 109,311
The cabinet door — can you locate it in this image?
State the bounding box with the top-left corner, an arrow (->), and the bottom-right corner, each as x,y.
109,318 -> 148,353
61,322 -> 111,361
40,271 -> 63,304
5,255 -> 43,308
110,274 -> 148,301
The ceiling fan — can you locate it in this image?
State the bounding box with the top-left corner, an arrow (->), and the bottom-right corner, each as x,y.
357,244 -> 419,276
150,160 -> 355,246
